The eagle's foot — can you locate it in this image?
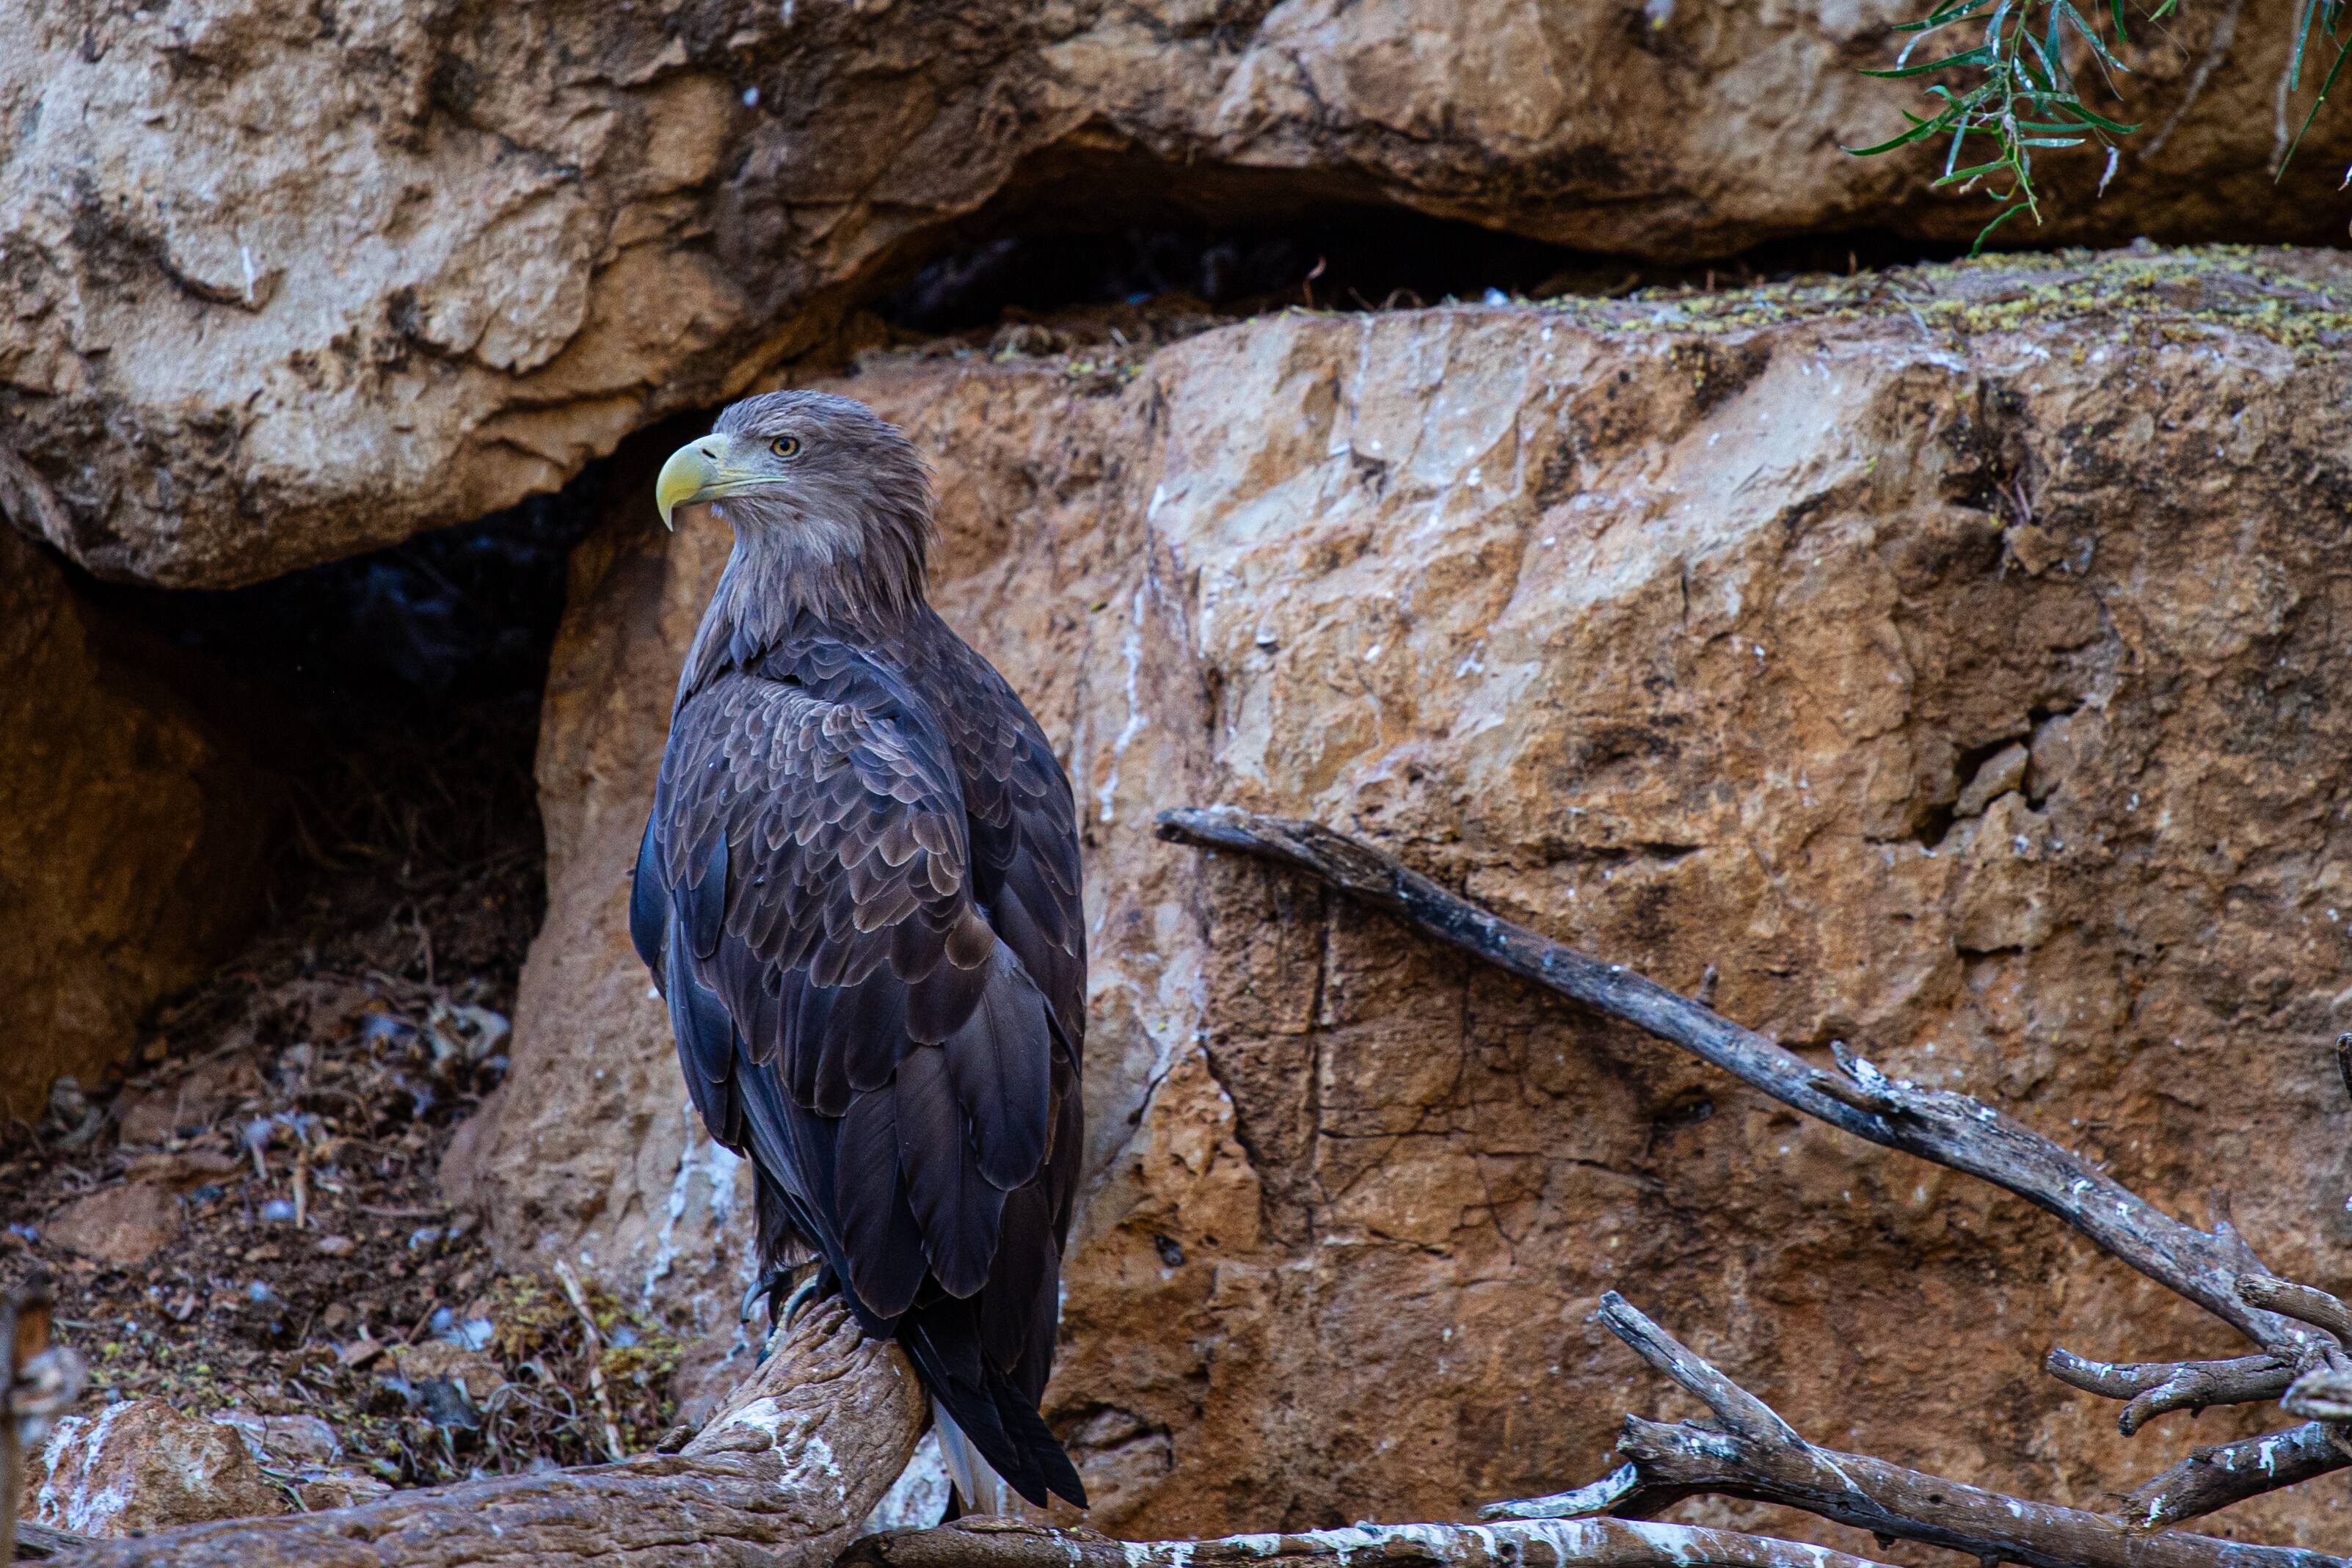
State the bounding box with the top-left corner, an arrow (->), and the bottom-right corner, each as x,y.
748,1265 -> 841,1363
740,1261 -> 810,1327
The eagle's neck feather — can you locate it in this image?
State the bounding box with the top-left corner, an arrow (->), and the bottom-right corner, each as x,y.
677,526 -> 923,704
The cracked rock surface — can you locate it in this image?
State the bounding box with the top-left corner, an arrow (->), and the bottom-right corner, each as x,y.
465,249 -> 2352,1547
7,0 -> 2352,588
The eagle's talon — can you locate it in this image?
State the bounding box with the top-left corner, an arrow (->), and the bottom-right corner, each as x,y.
740,1262 -> 804,1326
779,1268 -> 830,1329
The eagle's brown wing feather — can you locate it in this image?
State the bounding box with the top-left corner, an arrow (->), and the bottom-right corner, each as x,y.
641,654 -> 1053,1314
912,632 -> 1085,1251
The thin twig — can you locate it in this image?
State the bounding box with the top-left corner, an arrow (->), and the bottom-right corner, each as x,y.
2042,1348 -> 2295,1434
1591,1296 -> 1803,1448
1488,1465 -> 1644,1521
2239,1276 -> 2352,1341
553,1261 -> 625,1463
2140,0 -> 2246,159
1154,806 -> 2329,1355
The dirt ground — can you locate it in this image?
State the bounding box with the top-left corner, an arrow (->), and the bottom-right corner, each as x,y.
0,809 -> 693,1495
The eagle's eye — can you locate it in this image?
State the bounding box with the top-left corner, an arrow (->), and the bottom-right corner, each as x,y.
768,434 -> 802,460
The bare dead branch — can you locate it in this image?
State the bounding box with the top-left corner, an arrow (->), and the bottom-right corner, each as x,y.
2120,1423 -> 2352,1531
2281,1365 -> 2352,1423
40,1300 -> 923,1568
2239,1277 -> 2352,1342
1588,1295 -> 1804,1448
1582,1294 -> 2345,1568
2042,1349 -> 2296,1434
1154,807 -> 2326,1355
845,1515 -> 1905,1568
1487,1465 -> 1645,1522
1611,1415 -> 2336,1568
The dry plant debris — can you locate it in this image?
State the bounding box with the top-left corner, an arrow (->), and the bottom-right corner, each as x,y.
0,839 -> 682,1501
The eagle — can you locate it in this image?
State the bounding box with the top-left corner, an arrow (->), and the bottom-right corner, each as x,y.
630,390 -> 1088,1513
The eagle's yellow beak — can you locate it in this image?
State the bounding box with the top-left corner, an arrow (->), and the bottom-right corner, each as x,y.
655,439 -> 728,531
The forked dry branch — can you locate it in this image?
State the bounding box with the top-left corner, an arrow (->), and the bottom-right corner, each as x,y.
1485,1294 -> 2340,1568
1143,805 -> 2352,1568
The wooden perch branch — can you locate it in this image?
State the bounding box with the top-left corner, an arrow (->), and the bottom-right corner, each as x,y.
1154,807 -> 2325,1357
848,1514 -> 1904,1568
43,1300 -> 923,1567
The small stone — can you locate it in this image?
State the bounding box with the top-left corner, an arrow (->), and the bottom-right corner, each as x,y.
113,1054 -> 266,1145
124,1149 -> 244,1192
391,1340 -> 507,1403
43,1184 -> 181,1267
315,1233 -> 357,1257
1953,742 -> 2030,820
215,1409 -> 343,1468
298,1471 -> 393,1511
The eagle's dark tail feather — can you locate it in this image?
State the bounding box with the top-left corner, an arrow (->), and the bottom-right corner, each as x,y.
898,1300 -> 1087,1511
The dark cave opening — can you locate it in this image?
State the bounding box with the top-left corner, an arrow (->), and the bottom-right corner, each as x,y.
73,446 -> 625,959
875,204 -> 1972,335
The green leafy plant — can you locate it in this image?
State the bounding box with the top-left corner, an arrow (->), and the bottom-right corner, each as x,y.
1851,0 -> 2351,248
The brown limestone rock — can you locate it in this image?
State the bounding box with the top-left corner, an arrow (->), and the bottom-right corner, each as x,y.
7,0 -> 2352,589
473,248 -> 2352,1550
0,529 -> 276,1122
41,1184 -> 184,1269
22,1399 -> 290,1536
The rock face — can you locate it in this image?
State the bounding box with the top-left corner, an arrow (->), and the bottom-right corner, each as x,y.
23,1399 -> 288,1536
0,529 -> 276,1121
466,247 -> 2352,1548
7,0 -> 2351,589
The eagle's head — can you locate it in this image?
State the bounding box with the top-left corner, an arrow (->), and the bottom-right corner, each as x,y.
655,390 -> 936,614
